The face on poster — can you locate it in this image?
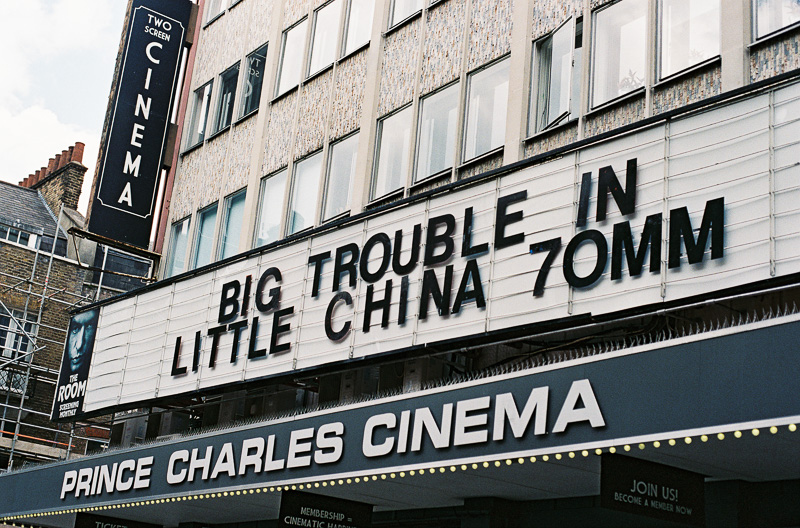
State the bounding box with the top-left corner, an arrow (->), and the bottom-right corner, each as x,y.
52,309 -> 99,421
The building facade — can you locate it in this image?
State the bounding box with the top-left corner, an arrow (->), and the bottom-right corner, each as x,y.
2,0 -> 800,526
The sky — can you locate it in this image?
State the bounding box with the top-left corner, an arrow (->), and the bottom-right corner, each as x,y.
0,0 -> 128,215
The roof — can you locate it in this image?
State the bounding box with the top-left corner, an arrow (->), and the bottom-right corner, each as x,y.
0,179 -> 64,237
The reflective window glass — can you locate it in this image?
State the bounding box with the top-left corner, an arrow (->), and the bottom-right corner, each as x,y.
240,44 -> 268,118
219,190 -> 247,259
213,63 -> 239,133
166,217 -> 190,277
309,0 -> 343,75
324,133 -> 359,220
373,106 -> 412,199
754,0 -> 800,39
463,59 -> 509,161
288,153 -> 323,235
192,203 -> 218,269
256,170 -> 288,247
416,83 -> 459,180
660,0 -> 720,78
276,20 -> 308,96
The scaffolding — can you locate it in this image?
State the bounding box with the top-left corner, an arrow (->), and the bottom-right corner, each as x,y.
0,209 -> 113,472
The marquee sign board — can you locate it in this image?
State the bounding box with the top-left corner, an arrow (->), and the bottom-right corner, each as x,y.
3,316 -> 800,513
88,0 -> 192,248
73,81 -> 800,419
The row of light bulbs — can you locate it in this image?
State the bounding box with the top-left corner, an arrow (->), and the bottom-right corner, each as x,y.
4,423 -> 796,526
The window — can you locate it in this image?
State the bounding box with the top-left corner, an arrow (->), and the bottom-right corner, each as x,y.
165,217 -> 190,277
219,190 -> 247,259
187,81 -> 213,147
213,63 -> 239,133
343,0 -> 374,55
240,44 -> 268,118
373,106 -> 413,199
0,224 -> 37,249
309,0 -> 343,76
591,0 -> 647,107
754,0 -> 800,39
463,59 -> 509,161
192,203 -> 218,269
288,153 -> 323,235
390,0 -> 424,27
255,170 -> 288,247
204,0 -> 226,23
531,18 -> 583,134
0,310 -> 36,361
659,0 -> 720,78
276,19 -> 308,96
323,133 -> 359,220
416,83 -> 459,181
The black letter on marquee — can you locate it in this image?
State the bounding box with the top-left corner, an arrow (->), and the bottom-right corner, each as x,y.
364,280 -> 393,333
207,325 -> 227,368
563,230 -> 608,288
596,158 -> 637,222
228,320 -> 249,364
529,237 -> 562,297
419,265 -> 453,319
255,267 -> 282,313
398,275 -> 410,326
668,197 -> 724,268
307,252 -> 331,297
248,317 -> 267,359
462,207 -> 489,257
325,292 -> 353,341
334,243 -> 360,291
576,172 -> 593,227
360,233 -> 392,283
270,307 -> 294,354
424,214 -> 456,266
393,224 -> 422,275
611,214 -> 662,280
452,259 -> 486,313
218,280 -> 241,324
495,191 -> 527,250
241,275 -> 252,317
171,336 -> 187,376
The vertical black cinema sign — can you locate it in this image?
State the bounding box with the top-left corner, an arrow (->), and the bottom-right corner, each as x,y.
88,0 -> 192,249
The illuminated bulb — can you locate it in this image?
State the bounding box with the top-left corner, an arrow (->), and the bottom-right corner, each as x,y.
609,447 -> 617,453
717,432 -> 725,440
346,479 -> 352,484
461,465 -> 467,470
555,453 -> 562,460
595,449 -> 602,455
391,473 -> 396,478
372,475 -> 378,480
624,445 -> 631,452
582,450 -> 589,457
315,482 -> 320,487
339,480 -> 344,484
431,468 -> 437,474
450,466 -> 456,472
770,426 -> 778,434
789,424 -> 797,432
668,439 -> 676,446
382,474 -> 387,479
399,473 -> 405,478
472,463 -> 478,469
322,482 -> 328,487
494,461 -> 501,467
410,471 -> 416,476
734,430 -> 742,438
354,478 -> 360,483
654,441 -> 661,448
638,443 -> 645,450
542,455 -> 549,461
685,437 -> 692,444
752,428 -> 760,436
530,456 -> 537,463
701,435 -> 708,442
483,462 -> 489,468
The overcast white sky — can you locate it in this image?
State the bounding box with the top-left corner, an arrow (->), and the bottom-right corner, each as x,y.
0,0 -> 128,214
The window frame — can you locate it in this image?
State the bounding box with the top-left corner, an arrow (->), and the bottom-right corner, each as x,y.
462,57 -> 511,163
165,216 -> 191,278
254,169 -> 289,248
0,309 -> 36,362
372,105 -> 414,201
342,0 -> 375,56
287,151 -> 325,236
239,43 -> 269,120
590,0 -> 648,109
212,62 -> 240,134
191,202 -> 219,270
275,18 -> 309,97
389,0 -> 424,29
203,0 -> 227,25
752,0 -> 800,41
414,81 -> 460,183
308,0 -> 344,78
186,80 -> 214,149
218,189 -> 247,260
322,131 -> 360,222
657,0 -> 721,81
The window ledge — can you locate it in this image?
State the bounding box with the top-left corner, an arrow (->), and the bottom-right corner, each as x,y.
202,11 -> 225,29
367,189 -> 404,209
206,125 -> 231,142
525,117 -> 579,144
459,146 -> 504,171
385,9 -> 423,37
322,211 -> 351,224
234,108 -> 258,126
230,0 -> 245,10
339,42 -> 370,64
655,56 -> 721,88
305,63 -> 334,84
180,140 -> 205,157
750,20 -> 800,49
587,87 -> 646,117
271,85 -> 299,104
411,168 -> 452,191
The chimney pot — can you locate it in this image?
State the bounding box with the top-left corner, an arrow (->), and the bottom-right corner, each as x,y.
73,142 -> 85,164
21,177 -> 29,187
68,146 -> 75,163
46,158 -> 56,175
59,150 -> 70,169
54,154 -> 62,170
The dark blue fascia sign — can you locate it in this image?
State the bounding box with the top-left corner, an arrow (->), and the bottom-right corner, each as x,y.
279,491 -> 372,528
2,318 -> 799,515
87,0 -> 192,249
